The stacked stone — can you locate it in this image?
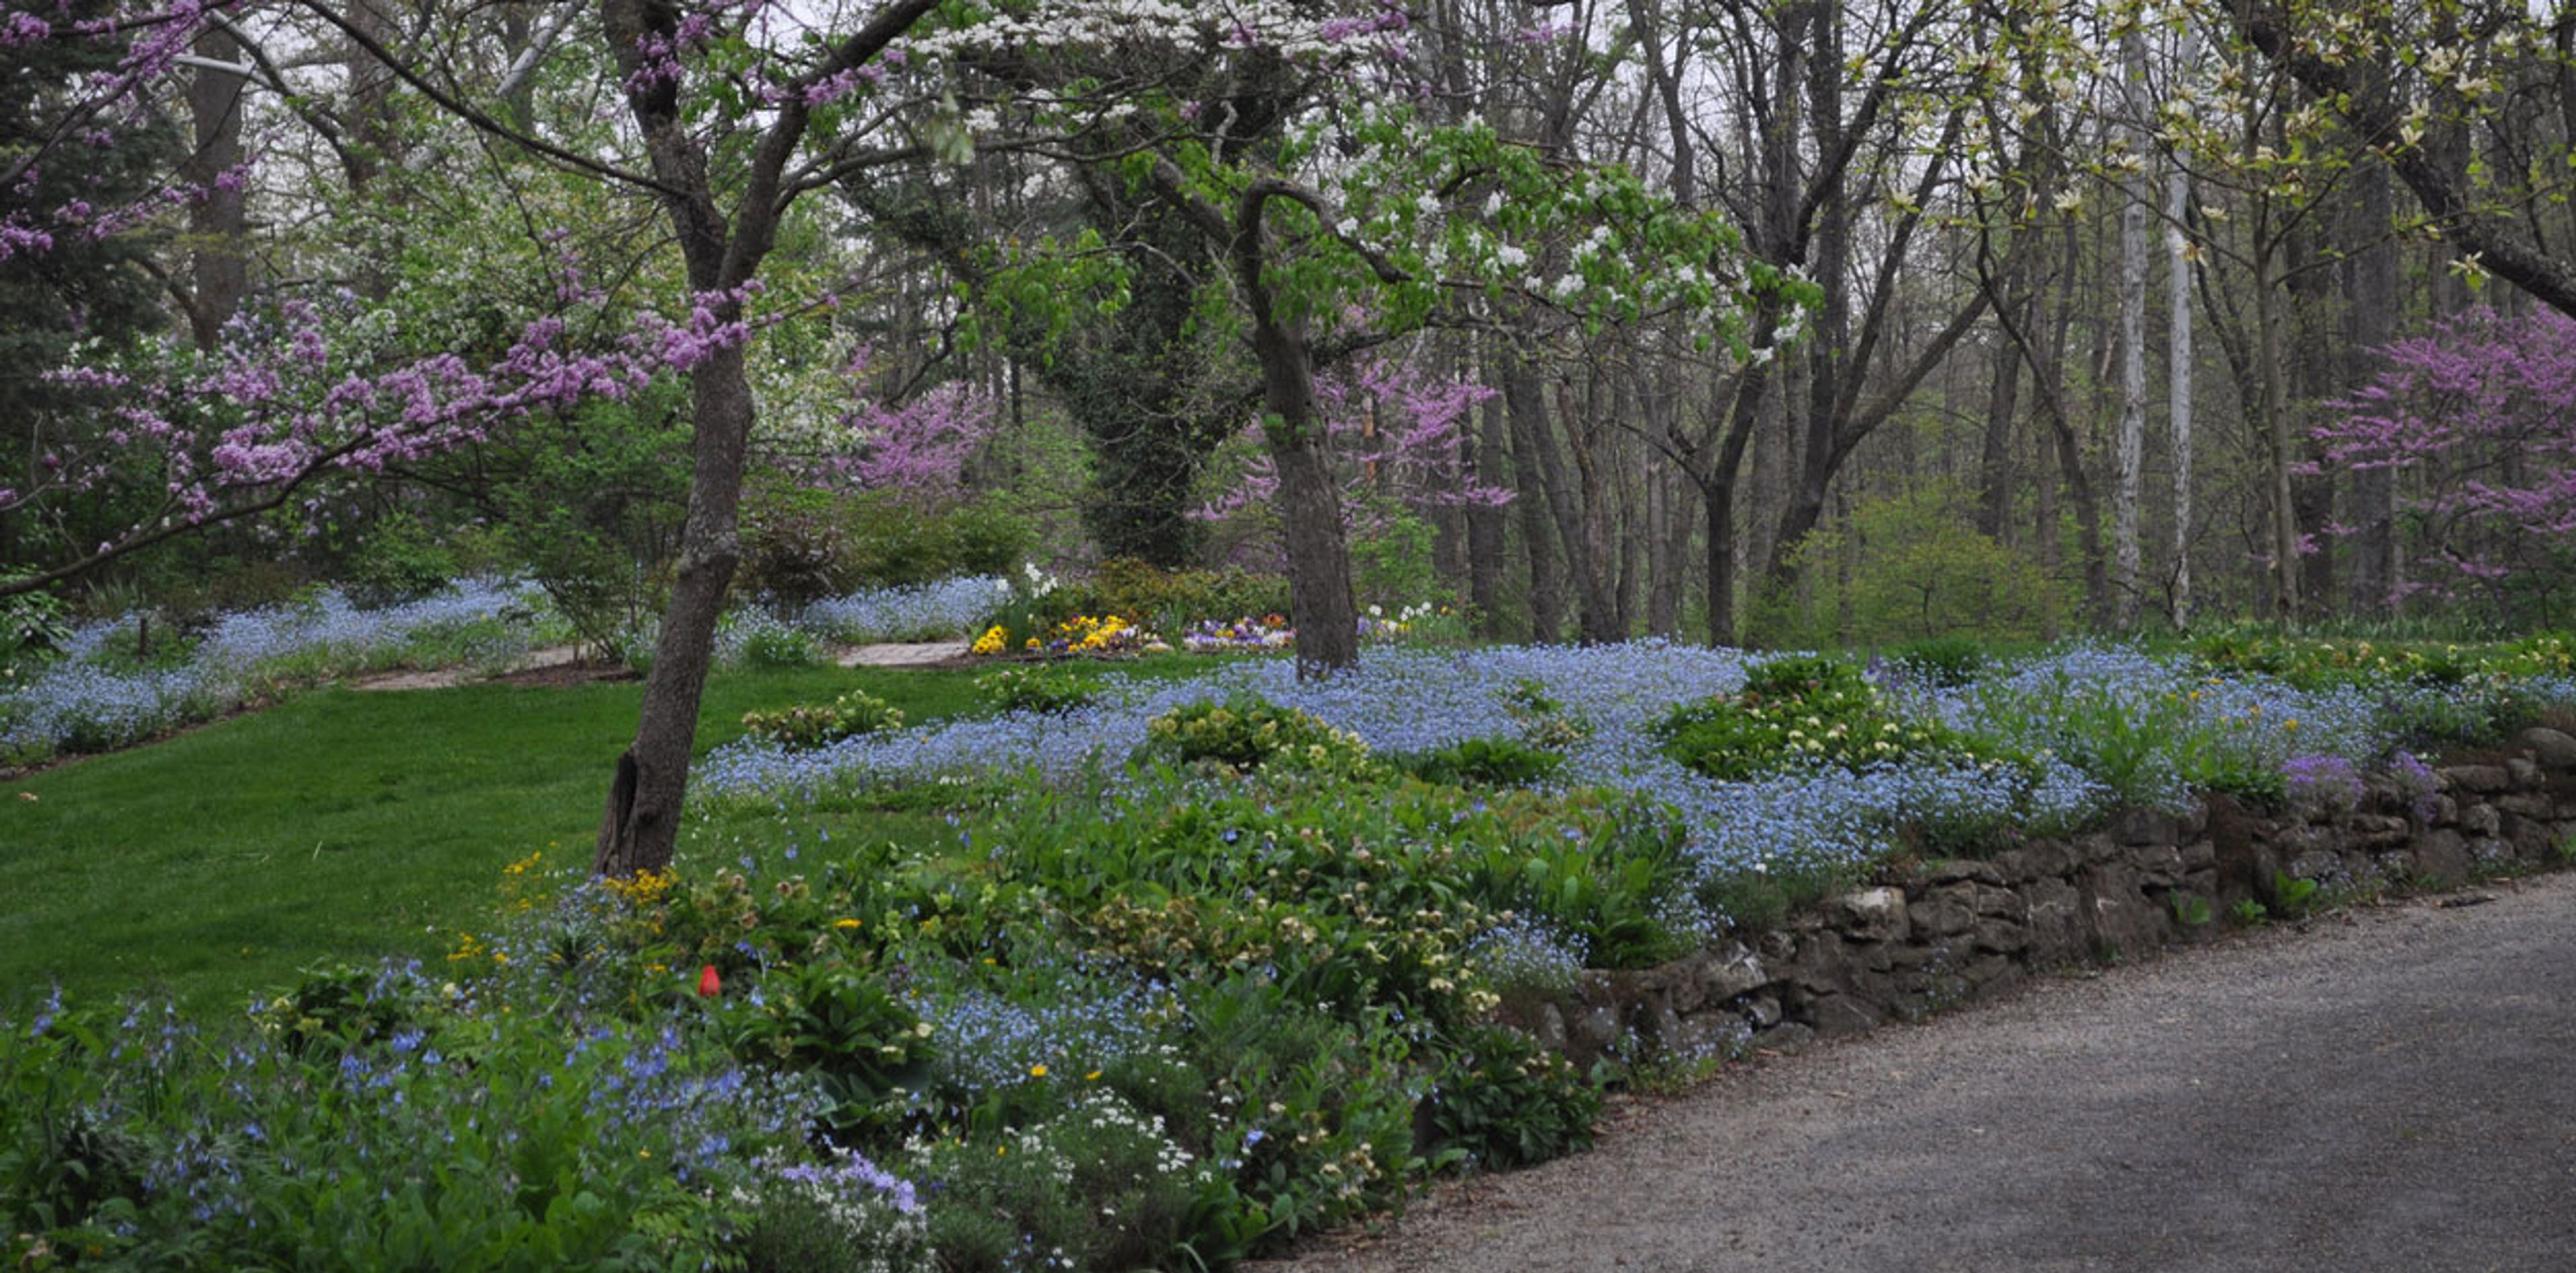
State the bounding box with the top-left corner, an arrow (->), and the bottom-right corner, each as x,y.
1504,727 -> 2576,1067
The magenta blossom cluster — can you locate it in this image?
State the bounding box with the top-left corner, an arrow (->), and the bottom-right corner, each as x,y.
2313,308 -> 2576,610
1194,352 -> 1511,534
3,278 -> 761,573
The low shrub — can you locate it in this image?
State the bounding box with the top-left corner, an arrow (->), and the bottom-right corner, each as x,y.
1398,736 -> 1564,787
1886,634 -> 1987,687
741,689 -> 906,749
975,665 -> 1095,714
1418,1021 -> 1602,1172
1037,559 -> 1291,638
717,960 -> 932,1137
1144,698 -> 1376,777
1652,655 -> 1964,782
717,610 -> 828,669
841,492 -> 1032,589
2188,628 -> 2576,690
735,479 -> 851,608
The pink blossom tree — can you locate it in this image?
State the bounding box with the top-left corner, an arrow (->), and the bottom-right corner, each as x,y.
1193,352 -> 1509,539
761,345 -> 1001,502
2314,308 -> 2576,623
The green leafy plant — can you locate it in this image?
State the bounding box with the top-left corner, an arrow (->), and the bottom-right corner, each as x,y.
974,665 -> 1095,714
2229,897 -> 2270,926
840,492 -> 1032,589
341,512 -> 462,608
734,476 -> 851,608
1143,697 -> 1377,777
1399,736 -> 1564,787
1505,677 -> 1593,749
718,961 -> 932,1136
1652,655 -> 1965,783
910,1089 -> 1223,1273
2169,892 -> 2215,928
1055,559 -> 1292,635
736,618 -> 826,669
741,689 -> 906,749
1418,1021 -> 1601,1171
1886,635 -> 1988,687
0,577 -> 73,686
2269,871 -> 2321,919
1750,484 -> 2070,646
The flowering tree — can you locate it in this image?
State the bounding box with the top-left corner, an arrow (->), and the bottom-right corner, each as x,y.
930,6 -> 1786,670
2314,308 -> 2576,623
1191,352 -> 1507,535
0,0 -> 968,877
758,345 -> 1002,502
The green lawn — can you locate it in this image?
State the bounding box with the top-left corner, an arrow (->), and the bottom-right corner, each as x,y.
0,664 -> 998,1015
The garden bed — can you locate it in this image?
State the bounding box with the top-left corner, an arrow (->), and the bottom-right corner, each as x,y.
9,632 -> 2576,1272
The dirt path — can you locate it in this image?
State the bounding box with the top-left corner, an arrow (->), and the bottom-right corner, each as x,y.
1264,871 -> 2576,1273
835,640 -> 972,667
348,644 -> 589,690
347,640 -> 973,689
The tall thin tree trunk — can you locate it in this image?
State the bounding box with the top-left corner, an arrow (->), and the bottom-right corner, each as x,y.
1507,368 -> 1617,643
2166,32 -> 2197,624
2253,245 -> 2301,622
2047,215 -> 2110,623
1976,294 -> 2025,541
1466,366 -> 1509,637
182,27 -> 249,349
592,0 -> 945,876
2346,160 -> 2398,610
2114,27 -> 2151,627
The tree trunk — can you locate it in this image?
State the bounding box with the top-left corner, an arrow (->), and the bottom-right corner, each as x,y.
2286,217 -> 2339,616
1645,440 -> 1684,637
2114,27 -> 2150,628
593,337 -> 752,877
1505,367 -> 1616,643
2166,38 -> 2197,624
2345,159 -> 2398,610
182,26 -> 250,349
1250,318 -> 1358,674
1975,250 -> 2026,541
2042,213 -> 2111,624
588,0 -> 942,876
1466,370 -> 1509,636
2253,246 -> 2302,622
1704,476 -> 1736,649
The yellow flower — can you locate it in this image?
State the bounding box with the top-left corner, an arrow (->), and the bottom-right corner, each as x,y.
1085,1069 -> 1103,1081
833,918 -> 863,930
1029,1063 -> 1049,1078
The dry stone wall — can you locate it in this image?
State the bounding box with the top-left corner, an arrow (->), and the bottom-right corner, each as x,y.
1506,726 -> 2576,1068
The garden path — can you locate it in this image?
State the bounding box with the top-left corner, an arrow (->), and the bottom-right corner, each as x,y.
835,640 -> 972,667
1263,871 -> 2576,1273
345,639 -> 971,689
349,644 -> 586,691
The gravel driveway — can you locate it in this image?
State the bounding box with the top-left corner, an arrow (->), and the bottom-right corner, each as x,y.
1263,870 -> 2576,1273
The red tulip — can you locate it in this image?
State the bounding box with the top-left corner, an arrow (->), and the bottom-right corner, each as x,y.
696,964 -> 722,998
